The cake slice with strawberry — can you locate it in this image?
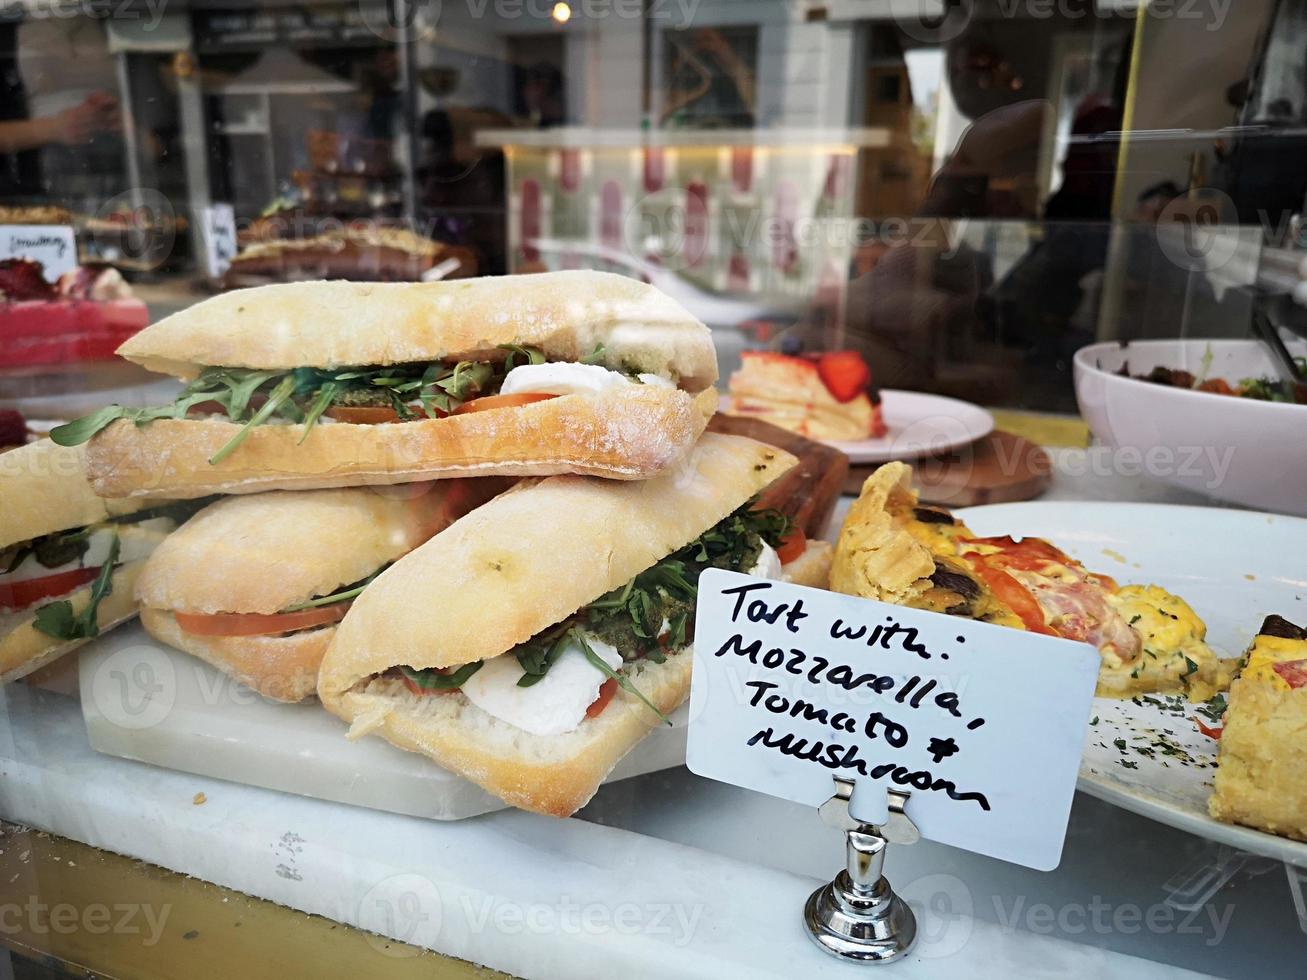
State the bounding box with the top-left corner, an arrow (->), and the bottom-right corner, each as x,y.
726,350 -> 887,442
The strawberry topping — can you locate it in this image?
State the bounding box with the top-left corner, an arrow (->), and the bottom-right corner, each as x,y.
815,351 -> 871,403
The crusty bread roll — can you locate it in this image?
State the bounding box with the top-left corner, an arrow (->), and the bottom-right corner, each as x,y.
0,440 -> 159,549
318,432 -> 799,815
0,562 -> 143,684
118,271 -> 718,390
88,383 -> 717,500
140,608 -> 331,703
137,481 -> 507,701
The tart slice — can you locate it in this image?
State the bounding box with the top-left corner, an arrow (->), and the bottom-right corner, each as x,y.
726,350 -> 887,441
1209,616 -> 1307,841
832,463 -> 1231,700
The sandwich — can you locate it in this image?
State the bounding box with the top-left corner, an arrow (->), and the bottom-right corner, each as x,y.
223,225 -> 478,287
832,462 -> 1231,701
726,350 -> 886,442
51,270 -> 719,499
135,479 -> 507,702
1208,615 -> 1307,841
0,440 -> 183,683
318,432 -> 821,816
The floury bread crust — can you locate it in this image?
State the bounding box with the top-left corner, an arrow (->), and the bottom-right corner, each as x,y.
86,386 -> 717,499
0,562 -> 143,683
135,481 -> 507,701
140,608 -> 330,702
337,651 -> 693,816
316,433 -> 799,816
0,440 -> 159,549
115,271 -> 718,390
136,482 -> 507,615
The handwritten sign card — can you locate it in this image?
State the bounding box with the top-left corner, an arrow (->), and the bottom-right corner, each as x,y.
201,204 -> 237,279
687,571 -> 1100,871
1,225 -> 77,281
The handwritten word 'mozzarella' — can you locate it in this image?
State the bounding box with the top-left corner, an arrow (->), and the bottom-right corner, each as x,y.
711,632 -> 984,727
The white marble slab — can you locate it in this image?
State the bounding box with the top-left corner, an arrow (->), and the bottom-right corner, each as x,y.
0,687 -> 1206,979
76,624 -> 688,821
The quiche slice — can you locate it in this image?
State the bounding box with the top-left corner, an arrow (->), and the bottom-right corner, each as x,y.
1209,616 -> 1307,841
832,463 -> 1231,701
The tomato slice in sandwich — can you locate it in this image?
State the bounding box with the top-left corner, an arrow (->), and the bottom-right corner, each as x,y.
586,678 -> 619,718
452,392 -> 557,415
325,406 -> 404,424
174,603 -> 351,637
775,529 -> 807,565
0,566 -> 102,611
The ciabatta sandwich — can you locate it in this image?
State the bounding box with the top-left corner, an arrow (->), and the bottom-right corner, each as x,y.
136,480 -> 507,702
0,440 -> 183,682
318,432 -> 817,816
52,271 -> 718,499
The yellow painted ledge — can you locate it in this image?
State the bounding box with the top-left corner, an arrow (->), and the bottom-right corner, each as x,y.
988,410 -> 1090,449
0,823 -> 511,980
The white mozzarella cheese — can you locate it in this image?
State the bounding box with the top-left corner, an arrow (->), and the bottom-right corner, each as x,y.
746,542 -> 784,580
459,633 -> 623,736
1,517 -> 174,585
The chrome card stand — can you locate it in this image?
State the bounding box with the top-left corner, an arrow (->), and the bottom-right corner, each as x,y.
804,778 -> 919,963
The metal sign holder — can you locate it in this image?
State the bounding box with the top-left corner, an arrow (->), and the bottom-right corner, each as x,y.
803,777 -> 919,963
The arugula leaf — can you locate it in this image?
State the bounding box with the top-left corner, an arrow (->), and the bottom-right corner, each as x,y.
570,628 -> 669,724
208,375 -> 297,464
516,625 -> 574,687
398,661 -> 484,691
298,381 -> 340,443
32,536 -> 120,642
282,567 -> 387,612
49,405 -> 127,446
580,344 -> 607,366
499,344 -> 546,369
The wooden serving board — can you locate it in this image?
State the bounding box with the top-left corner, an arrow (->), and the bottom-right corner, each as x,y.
707,413 -> 849,538
843,430 -> 1051,507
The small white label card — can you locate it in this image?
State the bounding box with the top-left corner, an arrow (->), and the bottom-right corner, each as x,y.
1,225 -> 77,281
687,571 -> 1101,871
201,204 -> 237,279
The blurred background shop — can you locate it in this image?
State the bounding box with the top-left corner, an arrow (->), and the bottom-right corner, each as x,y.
0,0 -> 1303,411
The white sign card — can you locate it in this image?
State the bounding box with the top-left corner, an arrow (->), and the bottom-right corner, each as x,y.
687,571 -> 1100,871
1,225 -> 77,281
201,204 -> 237,279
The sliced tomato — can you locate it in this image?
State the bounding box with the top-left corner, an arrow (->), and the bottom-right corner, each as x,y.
452,392 -> 557,415
1195,718 -> 1223,740
174,603 -> 351,637
1273,659 -> 1307,690
325,406 -> 403,424
586,678 -> 619,718
776,529 -> 807,565
399,671 -> 459,697
961,558 -> 1057,636
0,566 -> 101,611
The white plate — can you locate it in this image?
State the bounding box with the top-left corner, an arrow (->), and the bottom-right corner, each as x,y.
957,500 -> 1307,867
1074,338 -> 1307,515
829,390 -> 993,464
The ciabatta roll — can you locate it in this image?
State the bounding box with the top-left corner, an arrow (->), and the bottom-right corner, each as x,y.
318,433 -> 802,816
137,480 -> 507,701
55,271 -> 719,498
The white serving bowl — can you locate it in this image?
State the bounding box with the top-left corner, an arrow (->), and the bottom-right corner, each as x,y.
1073,338 -> 1307,515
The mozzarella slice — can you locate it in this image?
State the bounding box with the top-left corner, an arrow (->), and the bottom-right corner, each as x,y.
499,362 -> 632,397
2,517 -> 175,585
459,633 -> 623,736
499,362 -> 675,397
746,542 -> 784,580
